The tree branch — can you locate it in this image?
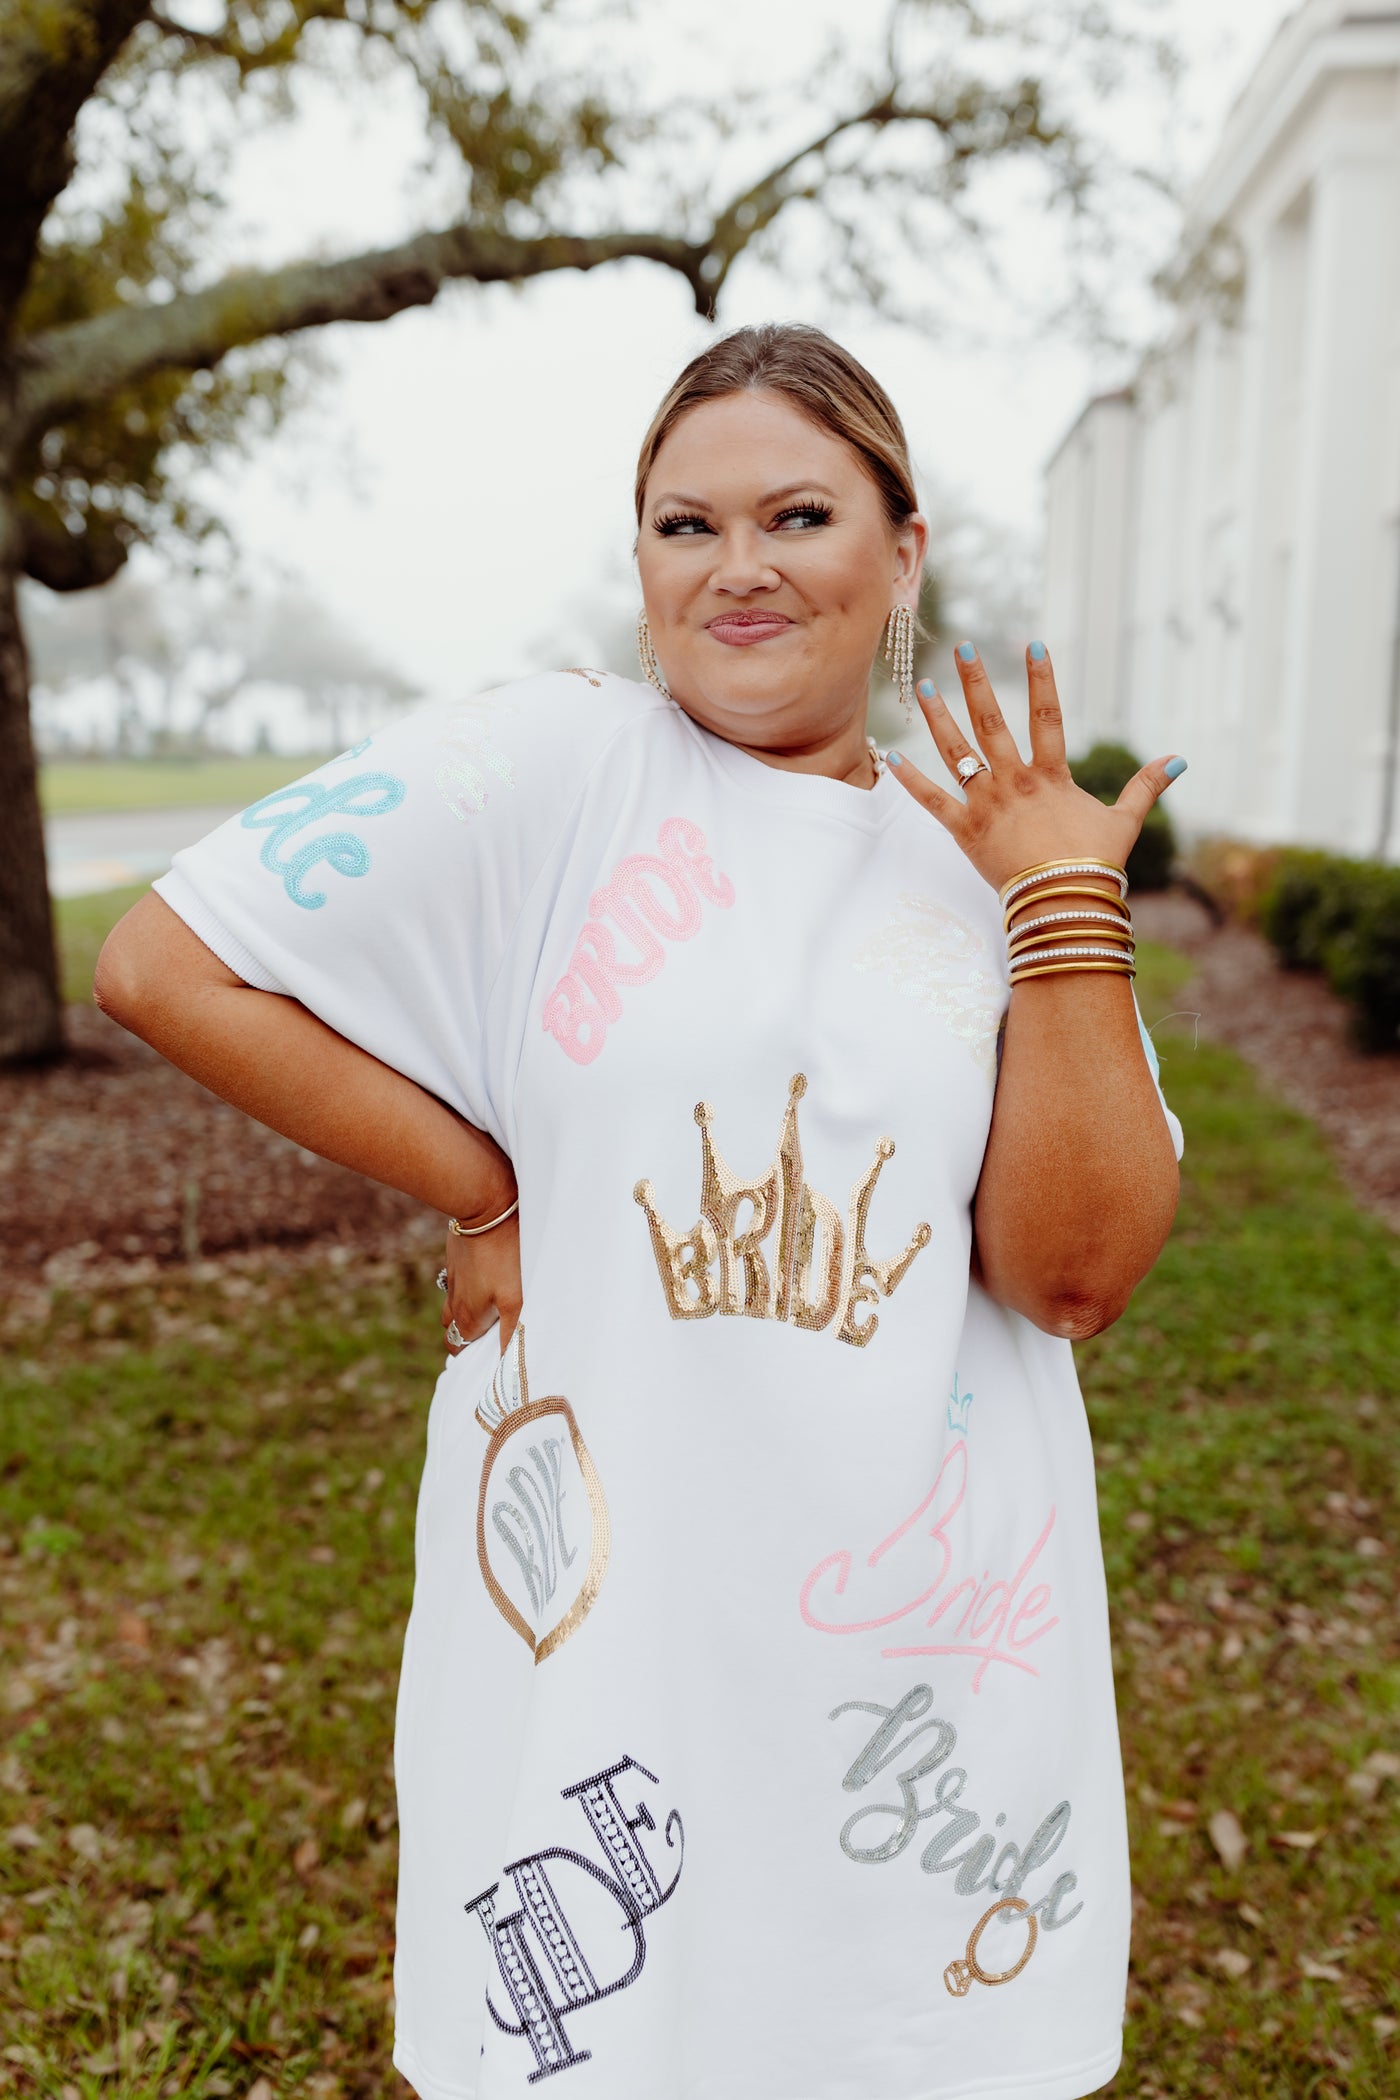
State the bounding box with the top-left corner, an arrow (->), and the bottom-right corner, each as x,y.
0,0 -> 154,318
15,221 -> 708,431
18,499 -> 131,590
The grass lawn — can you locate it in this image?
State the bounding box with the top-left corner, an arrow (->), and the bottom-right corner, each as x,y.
1,944 -> 1397,2098
41,759 -> 334,818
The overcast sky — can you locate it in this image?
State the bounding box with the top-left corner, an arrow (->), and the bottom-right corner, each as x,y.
163,0 -> 1296,717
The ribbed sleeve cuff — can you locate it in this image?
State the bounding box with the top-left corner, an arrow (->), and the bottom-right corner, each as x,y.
153,867 -> 291,996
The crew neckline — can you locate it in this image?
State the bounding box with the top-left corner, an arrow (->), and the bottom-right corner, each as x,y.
680,710 -> 902,833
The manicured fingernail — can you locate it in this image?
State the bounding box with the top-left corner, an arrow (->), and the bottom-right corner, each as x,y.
1164,756 -> 1188,780
956,641 -> 976,663
917,679 -> 936,700
886,751 -> 904,767
1028,640 -> 1046,661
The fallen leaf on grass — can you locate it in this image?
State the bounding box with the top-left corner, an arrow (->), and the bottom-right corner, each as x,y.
116,1612 -> 149,1649
5,1824 -> 41,1850
246,2082 -> 276,2100
1364,1750 -> 1400,1780
1300,1957 -> 1344,1982
1212,1948 -> 1252,1979
67,1822 -> 103,1862
1208,1809 -> 1248,1872
1238,1902 -> 1265,1929
1274,1829 -> 1324,1851
1374,2016 -> 1399,2039
293,1837 -> 320,1876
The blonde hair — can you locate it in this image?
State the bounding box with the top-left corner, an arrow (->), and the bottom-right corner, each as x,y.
634,323 -> 919,530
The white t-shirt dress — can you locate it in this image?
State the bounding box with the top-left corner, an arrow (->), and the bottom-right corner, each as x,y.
156,669 -> 1181,2100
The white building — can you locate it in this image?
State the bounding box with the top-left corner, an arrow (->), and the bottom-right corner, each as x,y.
1042,0 -> 1400,860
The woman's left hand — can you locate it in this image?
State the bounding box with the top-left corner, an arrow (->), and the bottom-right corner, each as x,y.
885,641 -> 1184,893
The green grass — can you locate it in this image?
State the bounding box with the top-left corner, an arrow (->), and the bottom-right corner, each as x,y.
54,887 -> 151,1003
41,758 -> 334,817
1,943 -> 1396,2097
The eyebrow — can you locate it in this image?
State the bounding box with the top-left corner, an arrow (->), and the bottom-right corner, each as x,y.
650,481 -> 839,512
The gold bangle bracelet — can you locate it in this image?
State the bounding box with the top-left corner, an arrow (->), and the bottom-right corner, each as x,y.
1008,922 -> 1136,950
1000,860 -> 1128,907
1004,885 -> 1131,932
1007,907 -> 1134,940
448,1198 -> 520,1238
1007,940 -> 1141,961
1009,960 -> 1137,983
1008,941 -> 1136,964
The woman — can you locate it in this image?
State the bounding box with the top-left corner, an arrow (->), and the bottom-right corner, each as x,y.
97,323 -> 1184,2100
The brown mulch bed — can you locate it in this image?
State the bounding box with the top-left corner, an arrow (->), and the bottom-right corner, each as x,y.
0,1003 -> 437,1307
1135,892 -> 1400,1232
2,902 -> 1393,1315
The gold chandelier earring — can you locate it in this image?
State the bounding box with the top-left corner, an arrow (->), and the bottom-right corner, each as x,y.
884,604 -> 916,723
636,612 -> 672,699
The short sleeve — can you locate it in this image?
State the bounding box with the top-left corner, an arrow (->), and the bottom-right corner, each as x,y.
1134,994 -> 1184,1161
152,672 -> 661,1145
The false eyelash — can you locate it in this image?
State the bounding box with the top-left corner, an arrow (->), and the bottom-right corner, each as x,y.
654,512 -> 711,536
773,502 -> 834,528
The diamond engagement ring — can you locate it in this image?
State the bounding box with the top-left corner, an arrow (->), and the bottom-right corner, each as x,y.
956,753 -> 990,783
445,1319 -> 466,1348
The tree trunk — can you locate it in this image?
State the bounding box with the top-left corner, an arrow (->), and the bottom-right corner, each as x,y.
0,488 -> 63,1064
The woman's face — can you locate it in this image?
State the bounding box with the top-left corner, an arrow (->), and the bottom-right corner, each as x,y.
636,389 -> 927,756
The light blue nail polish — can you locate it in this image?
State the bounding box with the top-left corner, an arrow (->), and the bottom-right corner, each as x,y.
957,641 -> 976,663
1164,756 -> 1188,780
917,679 -> 936,700
1029,640 -> 1047,661
886,751 -> 904,768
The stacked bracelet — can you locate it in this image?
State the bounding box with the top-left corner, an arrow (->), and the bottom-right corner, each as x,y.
1000,857 -> 1135,986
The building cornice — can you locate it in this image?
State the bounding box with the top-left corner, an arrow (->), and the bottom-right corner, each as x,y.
1187,1 -> 1400,229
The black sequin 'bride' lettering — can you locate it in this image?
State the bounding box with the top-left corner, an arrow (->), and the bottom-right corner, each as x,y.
466,1755 -> 684,2083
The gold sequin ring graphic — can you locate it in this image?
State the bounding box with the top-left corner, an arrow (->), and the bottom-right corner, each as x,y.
943,1897 -> 1038,1997
634,1074 -> 931,1348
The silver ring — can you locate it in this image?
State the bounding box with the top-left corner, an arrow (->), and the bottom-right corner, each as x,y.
445,1319 -> 466,1349
436,1267 -> 448,1293
956,753 -> 990,783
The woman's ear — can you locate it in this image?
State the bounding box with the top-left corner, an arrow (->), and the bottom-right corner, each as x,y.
896,512 -> 930,599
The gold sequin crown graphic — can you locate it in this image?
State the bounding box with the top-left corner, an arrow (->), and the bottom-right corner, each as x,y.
634,1074 -> 931,1348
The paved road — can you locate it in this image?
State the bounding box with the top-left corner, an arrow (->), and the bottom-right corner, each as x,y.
45,805 -> 243,898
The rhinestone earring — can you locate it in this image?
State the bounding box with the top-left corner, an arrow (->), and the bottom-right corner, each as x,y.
884,604 -> 916,723
636,611 -> 672,699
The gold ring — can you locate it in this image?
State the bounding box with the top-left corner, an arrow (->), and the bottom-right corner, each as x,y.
943,1896 -> 1038,1997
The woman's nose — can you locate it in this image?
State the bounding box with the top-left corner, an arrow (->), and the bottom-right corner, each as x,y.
708,527 -> 781,596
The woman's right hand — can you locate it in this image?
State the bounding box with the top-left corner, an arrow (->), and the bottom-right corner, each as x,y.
441,1209 -> 523,1355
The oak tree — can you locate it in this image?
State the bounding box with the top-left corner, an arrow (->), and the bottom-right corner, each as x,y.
0,0 -> 1172,1061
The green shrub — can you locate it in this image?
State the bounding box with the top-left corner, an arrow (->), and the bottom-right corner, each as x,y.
1258,850 -> 1345,968
1259,848 -> 1400,1050
1070,740 -> 1177,892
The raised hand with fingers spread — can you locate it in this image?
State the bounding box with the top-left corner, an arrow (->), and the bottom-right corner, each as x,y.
884,638 -> 1185,892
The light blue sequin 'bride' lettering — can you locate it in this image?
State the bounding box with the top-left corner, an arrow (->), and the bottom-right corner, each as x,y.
240,773 -> 406,909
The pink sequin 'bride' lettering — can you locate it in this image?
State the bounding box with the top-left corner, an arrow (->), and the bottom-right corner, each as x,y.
798,1441 -> 1061,1692
543,818 -> 735,1064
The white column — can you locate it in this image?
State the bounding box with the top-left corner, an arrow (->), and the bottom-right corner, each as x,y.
1275,145 -> 1400,852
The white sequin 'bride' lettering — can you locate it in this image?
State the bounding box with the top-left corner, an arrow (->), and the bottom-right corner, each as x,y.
542,818 -> 734,1065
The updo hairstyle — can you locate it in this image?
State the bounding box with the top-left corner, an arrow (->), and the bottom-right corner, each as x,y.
634,323 -> 920,533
